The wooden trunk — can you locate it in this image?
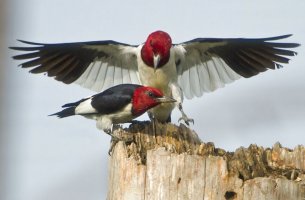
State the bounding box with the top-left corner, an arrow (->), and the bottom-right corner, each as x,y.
107,122 -> 305,200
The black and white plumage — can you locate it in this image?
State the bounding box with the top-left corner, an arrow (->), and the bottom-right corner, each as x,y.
50,84 -> 175,133
11,31 -> 300,124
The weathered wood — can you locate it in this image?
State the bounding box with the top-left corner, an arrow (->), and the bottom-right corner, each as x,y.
107,121 -> 305,200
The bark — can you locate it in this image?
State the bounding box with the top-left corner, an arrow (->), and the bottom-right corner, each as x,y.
107,121 -> 305,200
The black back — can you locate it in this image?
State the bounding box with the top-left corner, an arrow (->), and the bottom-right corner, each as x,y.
91,84 -> 142,114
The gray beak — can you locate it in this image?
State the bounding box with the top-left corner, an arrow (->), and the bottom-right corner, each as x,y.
153,54 -> 161,71
156,96 -> 176,104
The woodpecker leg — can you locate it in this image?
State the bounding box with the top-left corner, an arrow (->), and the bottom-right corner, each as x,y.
104,129 -> 123,156
169,82 -> 194,126
178,103 -> 194,126
104,129 -> 121,141
148,112 -> 157,140
104,124 -> 134,156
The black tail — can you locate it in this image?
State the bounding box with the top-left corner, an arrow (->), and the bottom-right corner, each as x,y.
49,107 -> 75,118
62,98 -> 88,108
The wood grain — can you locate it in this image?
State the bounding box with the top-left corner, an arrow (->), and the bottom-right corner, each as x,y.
107,121 -> 305,200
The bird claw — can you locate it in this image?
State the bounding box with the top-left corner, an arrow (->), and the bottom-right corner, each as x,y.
108,136 -> 120,156
105,130 -> 119,155
106,129 -> 134,156
178,115 -> 194,126
177,103 -> 194,126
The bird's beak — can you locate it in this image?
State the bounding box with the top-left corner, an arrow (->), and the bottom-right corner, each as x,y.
153,54 -> 160,72
156,96 -> 176,104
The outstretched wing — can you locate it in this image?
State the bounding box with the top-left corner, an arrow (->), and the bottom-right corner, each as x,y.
174,35 -> 300,99
10,40 -> 141,92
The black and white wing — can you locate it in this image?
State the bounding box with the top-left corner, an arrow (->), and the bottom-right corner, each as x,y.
90,84 -> 141,114
174,35 -> 300,99
10,40 -> 141,92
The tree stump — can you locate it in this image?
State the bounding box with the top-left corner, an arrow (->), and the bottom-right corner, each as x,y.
107,121 -> 305,200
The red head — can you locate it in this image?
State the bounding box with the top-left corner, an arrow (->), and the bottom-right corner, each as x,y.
132,86 -> 175,116
141,31 -> 172,69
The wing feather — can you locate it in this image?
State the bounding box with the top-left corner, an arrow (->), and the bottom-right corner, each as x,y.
46,55 -> 75,76
55,59 -> 81,82
197,62 -> 211,92
102,64 -> 115,91
206,59 -> 224,91
174,34 -> 299,98
74,62 -> 94,86
181,66 -> 192,98
91,61 -> 105,91
87,61 -> 108,91
113,62 -> 123,86
10,40 -> 140,91
122,67 -> 131,84
190,65 -> 202,97
213,58 -> 232,84
237,49 -> 271,70
129,68 -> 141,85
84,60 -> 101,89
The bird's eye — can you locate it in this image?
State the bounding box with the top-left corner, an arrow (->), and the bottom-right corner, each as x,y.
147,91 -> 154,97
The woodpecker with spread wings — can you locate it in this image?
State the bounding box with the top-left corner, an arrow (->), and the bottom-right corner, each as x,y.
11,31 -> 300,124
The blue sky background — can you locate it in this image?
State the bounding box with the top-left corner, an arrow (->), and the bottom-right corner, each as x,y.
2,0 -> 305,199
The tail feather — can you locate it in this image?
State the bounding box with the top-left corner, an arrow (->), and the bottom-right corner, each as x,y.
49,107 -> 75,118
62,98 -> 88,108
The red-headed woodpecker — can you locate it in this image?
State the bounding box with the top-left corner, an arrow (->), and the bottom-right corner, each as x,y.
11,31 -> 300,124
50,84 -> 175,134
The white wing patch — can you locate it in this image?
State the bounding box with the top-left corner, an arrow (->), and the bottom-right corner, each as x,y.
113,63 -> 123,86
122,67 -> 131,83
75,46 -> 141,92
103,64 -> 115,91
128,68 -> 141,85
183,56 -> 241,99
174,42 -> 243,99
179,65 -> 191,98
92,62 -> 108,91
190,65 -> 202,97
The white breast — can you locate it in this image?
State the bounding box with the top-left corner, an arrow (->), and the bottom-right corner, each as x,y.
137,48 -> 177,96
137,48 -> 177,121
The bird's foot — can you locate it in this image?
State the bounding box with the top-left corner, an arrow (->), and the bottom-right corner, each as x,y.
104,129 -> 121,141
105,128 -> 134,156
178,103 -> 194,126
178,114 -> 194,126
108,136 -> 120,156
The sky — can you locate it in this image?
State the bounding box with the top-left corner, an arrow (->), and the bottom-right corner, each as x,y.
2,0 -> 305,199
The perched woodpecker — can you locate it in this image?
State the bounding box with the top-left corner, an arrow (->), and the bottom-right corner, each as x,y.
50,84 -> 176,134
11,31 -> 300,124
